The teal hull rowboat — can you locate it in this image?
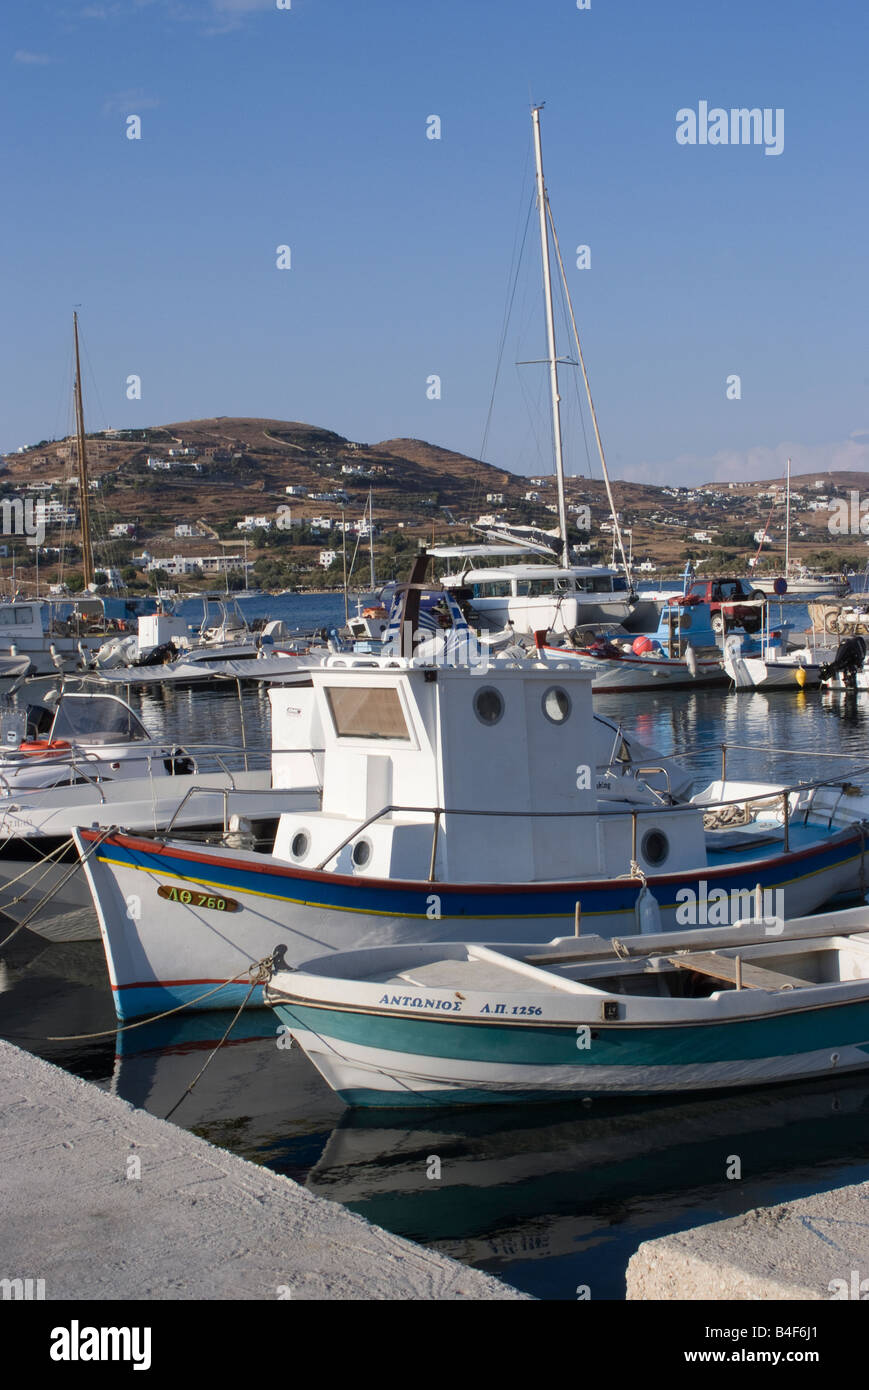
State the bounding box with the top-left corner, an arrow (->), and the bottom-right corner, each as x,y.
264,908 -> 869,1107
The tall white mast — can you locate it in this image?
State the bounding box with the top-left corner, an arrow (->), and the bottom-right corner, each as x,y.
785,457 -> 791,576
368,488 -> 376,591
531,105 -> 570,569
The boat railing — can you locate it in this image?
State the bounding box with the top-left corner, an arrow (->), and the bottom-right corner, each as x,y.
313,762 -> 869,880
163,777 -> 324,837
0,743 -> 322,786
660,740 -> 869,783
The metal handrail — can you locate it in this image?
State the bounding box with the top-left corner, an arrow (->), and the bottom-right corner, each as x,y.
163,781 -> 319,837
313,763 -> 869,875
661,739 -> 869,765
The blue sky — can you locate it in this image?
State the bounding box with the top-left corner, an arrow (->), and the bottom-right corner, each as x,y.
3,0 -> 869,486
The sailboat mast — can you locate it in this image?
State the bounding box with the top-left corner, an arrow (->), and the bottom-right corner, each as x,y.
531,106 -> 570,569
785,457 -> 791,576
72,312 -> 95,588
368,488 -> 376,591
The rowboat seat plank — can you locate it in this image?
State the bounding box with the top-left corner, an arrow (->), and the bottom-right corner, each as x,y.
392,959 -> 543,991
668,952 -> 808,991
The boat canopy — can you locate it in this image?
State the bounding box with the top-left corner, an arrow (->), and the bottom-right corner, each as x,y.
447,564 -> 620,582
429,544 -> 552,560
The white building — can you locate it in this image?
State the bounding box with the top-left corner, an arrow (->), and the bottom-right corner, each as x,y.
236,515 -> 272,532
145,554 -> 253,577
319,550 -> 338,568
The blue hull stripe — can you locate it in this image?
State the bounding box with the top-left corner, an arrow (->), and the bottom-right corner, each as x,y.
273,999 -> 869,1067
91,829 -> 865,924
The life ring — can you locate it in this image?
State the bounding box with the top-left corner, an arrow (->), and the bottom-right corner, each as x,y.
824,611 -> 842,634
17,740 -> 71,755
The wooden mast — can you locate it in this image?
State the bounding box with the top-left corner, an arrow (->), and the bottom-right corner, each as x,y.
72,312 -> 95,588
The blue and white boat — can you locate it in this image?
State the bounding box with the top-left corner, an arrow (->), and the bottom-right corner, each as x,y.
74,638 -> 869,1020
264,907 -> 869,1106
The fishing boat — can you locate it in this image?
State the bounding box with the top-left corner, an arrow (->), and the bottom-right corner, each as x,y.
532,596 -> 734,691
0,683 -> 318,941
74,637 -> 869,1020
0,595 -> 162,675
264,906 -> 869,1106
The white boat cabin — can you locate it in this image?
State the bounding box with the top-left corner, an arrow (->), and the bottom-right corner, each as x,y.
431,550 -> 633,634
268,659 -> 706,884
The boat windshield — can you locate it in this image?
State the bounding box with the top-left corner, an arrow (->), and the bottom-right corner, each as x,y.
50,697 -> 151,744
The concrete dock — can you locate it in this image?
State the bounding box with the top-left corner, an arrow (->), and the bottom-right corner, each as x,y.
626,1179 -> 869,1300
0,1040 -> 526,1300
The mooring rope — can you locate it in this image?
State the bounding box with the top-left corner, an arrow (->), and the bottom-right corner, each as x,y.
44,955 -> 277,1042
0,827 -> 117,949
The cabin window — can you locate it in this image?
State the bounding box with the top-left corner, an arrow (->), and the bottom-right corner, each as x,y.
325,685 -> 410,740
473,686 -> 504,726
473,581 -> 511,599
641,829 -> 669,866
542,687 -> 571,724
351,838 -> 372,868
291,831 -> 310,861
14,607 -> 34,625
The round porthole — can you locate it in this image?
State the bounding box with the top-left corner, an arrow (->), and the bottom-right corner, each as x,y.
641,829 -> 669,867
542,686 -> 571,724
351,838 -> 372,869
291,830 -> 310,861
473,686 -> 504,726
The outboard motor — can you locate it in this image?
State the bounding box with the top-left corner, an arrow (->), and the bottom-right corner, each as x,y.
820,636 -> 867,687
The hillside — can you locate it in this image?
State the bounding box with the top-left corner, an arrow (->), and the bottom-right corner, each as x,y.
2,417 -> 868,588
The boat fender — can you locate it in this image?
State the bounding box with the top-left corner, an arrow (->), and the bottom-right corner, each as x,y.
635,883 -> 662,935
685,644 -> 697,679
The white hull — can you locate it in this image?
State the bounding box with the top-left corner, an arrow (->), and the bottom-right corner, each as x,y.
291,1030 -> 869,1103
76,823 -> 865,1017
0,771 -> 312,941
541,647 -> 725,691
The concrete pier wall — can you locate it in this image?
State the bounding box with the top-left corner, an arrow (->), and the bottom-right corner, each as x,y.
0,1040 -> 526,1301
626,1181 -> 869,1300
